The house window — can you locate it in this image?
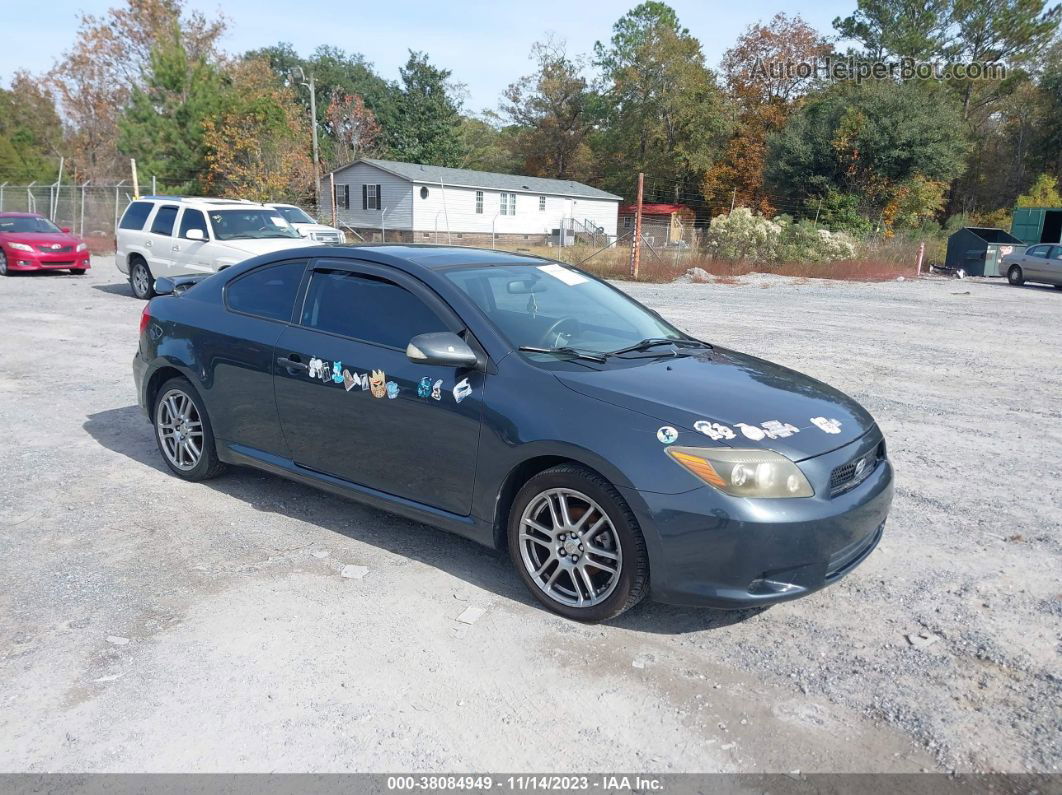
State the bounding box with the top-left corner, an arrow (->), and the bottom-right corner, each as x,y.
475,190 -> 483,214
363,183 -> 381,210
333,184 -> 350,210
538,196 -> 546,211
420,186 -> 429,199
500,192 -> 516,216
623,216 -> 632,228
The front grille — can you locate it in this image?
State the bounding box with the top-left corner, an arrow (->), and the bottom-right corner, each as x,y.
36,244 -> 73,253
829,440 -> 885,496
826,521 -> 884,579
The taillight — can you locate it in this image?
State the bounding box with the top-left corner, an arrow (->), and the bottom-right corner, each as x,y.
139,304 -> 151,336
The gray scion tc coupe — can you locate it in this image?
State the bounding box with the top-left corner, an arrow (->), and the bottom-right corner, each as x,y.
133,245 -> 892,621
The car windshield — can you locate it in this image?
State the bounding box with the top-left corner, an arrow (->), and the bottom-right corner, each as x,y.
0,216 -> 62,234
273,205 -> 315,224
208,210 -> 301,240
444,263 -> 686,355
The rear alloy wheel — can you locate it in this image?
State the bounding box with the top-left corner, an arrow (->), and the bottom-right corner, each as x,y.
153,378 -> 225,481
509,465 -> 648,622
130,260 -> 155,299
1007,265 -> 1025,286
0,250 -> 9,276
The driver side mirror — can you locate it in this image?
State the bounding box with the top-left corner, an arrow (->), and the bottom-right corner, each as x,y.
61,227 -> 71,234
185,228 -> 206,241
406,332 -> 478,368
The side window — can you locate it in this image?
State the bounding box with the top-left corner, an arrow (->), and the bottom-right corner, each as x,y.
300,270 -> 447,348
119,201 -> 154,230
538,195 -> 546,211
149,205 -> 179,236
1051,246 -> 1062,260
1028,245 -> 1049,258
475,190 -> 484,214
226,262 -> 306,322
178,209 -> 208,240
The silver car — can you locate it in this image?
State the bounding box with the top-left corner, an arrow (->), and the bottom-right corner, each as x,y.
1004,243 -> 1062,288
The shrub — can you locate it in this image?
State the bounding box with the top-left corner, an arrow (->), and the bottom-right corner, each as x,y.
705,207 -> 856,264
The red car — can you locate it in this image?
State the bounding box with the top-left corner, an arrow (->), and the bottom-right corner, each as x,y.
0,212 -> 91,275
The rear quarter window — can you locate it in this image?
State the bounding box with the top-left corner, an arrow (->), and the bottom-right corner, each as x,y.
225,262 -> 306,322
119,201 -> 154,231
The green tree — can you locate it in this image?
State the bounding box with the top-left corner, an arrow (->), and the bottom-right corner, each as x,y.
118,29 -> 225,192
456,115 -> 521,173
766,80 -> 968,225
0,73 -> 63,181
1016,173 -> 1062,205
592,1 -> 729,200
387,51 -> 464,166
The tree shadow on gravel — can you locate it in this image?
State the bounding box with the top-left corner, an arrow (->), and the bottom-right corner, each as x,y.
84,404 -> 763,635
91,281 -> 135,297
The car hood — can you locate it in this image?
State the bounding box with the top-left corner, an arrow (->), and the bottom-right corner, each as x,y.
215,237 -> 317,255
291,222 -> 341,236
2,232 -> 81,247
554,347 -> 876,461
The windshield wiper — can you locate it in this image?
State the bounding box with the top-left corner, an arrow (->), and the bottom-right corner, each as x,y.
518,345 -> 607,363
608,337 -> 713,356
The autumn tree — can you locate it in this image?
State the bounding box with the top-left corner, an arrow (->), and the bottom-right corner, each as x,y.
501,38 -> 594,180
49,0 -> 224,180
322,91 -> 383,168
704,13 -> 831,215
593,2 -> 729,203
456,114 -> 522,173
202,58 -> 314,202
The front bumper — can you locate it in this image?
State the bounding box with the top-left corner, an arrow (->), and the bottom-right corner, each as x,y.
4,249 -> 91,271
623,431 -> 893,608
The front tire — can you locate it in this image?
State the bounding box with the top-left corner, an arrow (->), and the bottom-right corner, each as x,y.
0,250 -> 9,276
69,268 -> 87,275
130,259 -> 155,299
508,464 -> 649,622
1007,265 -> 1025,286
153,377 -> 225,481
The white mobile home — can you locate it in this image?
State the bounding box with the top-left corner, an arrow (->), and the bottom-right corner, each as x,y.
320,158 -> 621,246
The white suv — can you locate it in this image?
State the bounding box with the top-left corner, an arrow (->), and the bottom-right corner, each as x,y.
266,203 -> 344,243
116,197 -> 317,299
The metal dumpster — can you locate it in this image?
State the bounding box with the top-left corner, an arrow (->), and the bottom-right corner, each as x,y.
1011,206 -> 1062,245
945,227 -> 1026,277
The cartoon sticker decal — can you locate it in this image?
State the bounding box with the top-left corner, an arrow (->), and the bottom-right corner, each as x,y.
761,420 -> 800,439
331,361 -> 345,384
810,416 -> 843,434
308,358 -> 327,380
453,378 -> 472,404
386,381 -> 399,399
431,379 -> 442,401
736,423 -> 766,441
656,426 -> 679,444
694,420 -> 735,441
342,369 -> 359,392
417,377 -> 433,398
369,370 -> 387,399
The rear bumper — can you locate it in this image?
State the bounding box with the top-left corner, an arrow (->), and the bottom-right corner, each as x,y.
624,433 -> 894,608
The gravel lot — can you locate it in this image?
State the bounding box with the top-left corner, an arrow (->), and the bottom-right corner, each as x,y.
0,257 -> 1058,773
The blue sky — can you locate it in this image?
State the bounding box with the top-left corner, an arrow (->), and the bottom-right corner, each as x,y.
3,0 -> 856,110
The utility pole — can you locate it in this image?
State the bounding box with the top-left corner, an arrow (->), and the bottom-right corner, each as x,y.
294,67 -> 320,212
329,172 -> 337,228
130,159 -> 140,198
730,188 -> 736,214
631,172 -> 644,280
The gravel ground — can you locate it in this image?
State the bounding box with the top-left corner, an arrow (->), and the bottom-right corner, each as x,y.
0,258 -> 1058,773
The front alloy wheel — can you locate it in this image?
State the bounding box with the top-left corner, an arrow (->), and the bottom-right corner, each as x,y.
1007,265 -> 1024,286
509,465 -> 648,622
152,378 -> 225,481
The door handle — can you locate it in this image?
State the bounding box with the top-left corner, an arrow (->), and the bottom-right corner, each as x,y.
171,245 -> 180,251
145,240 -> 153,248
277,355 -> 308,372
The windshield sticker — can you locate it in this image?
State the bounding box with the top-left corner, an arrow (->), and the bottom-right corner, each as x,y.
308,358 -> 327,380
386,381 -> 399,399
431,379 -> 443,401
537,263 -> 588,286
656,426 -> 679,444
761,420 -> 800,439
453,378 -> 472,404
268,215 -> 287,226
737,423 -> 766,441
811,416 -> 843,434
418,376 -> 432,398
369,370 -> 387,399
331,362 -> 344,384
694,421 -> 735,440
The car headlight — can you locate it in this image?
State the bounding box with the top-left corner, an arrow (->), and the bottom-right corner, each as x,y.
666,446 -> 814,498
76,242 -> 87,252
8,242 -> 33,252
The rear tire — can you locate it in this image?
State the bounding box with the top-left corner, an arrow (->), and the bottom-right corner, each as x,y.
130,259 -> 155,299
152,377 -> 225,481
508,464 -> 649,622
1007,265 -> 1025,286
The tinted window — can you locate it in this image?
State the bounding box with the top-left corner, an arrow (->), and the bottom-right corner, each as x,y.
1028,245 -> 1050,257
1051,246 -> 1062,260
0,215 -> 61,233
226,262 -> 306,322
149,205 -> 179,236
119,201 -> 154,230
178,209 -> 208,239
300,270 -> 446,348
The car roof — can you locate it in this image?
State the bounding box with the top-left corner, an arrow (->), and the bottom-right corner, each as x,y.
138,196 -> 271,209
0,212 -> 45,218
306,244 -> 553,271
